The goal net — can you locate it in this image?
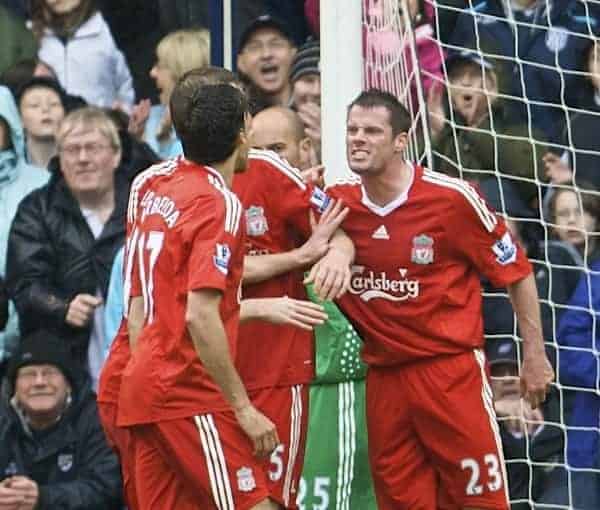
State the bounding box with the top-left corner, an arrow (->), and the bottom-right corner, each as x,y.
360,0 -> 600,508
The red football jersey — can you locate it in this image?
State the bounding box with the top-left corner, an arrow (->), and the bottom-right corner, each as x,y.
117,158 -> 245,426
327,165 -> 532,366
232,150 -> 329,390
97,160 -> 177,405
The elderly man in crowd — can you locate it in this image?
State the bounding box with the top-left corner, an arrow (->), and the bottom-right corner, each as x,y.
6,107 -> 127,388
0,329 -> 122,509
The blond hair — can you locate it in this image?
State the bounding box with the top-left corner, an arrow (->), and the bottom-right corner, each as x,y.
156,28 -> 211,82
57,107 -> 121,151
155,29 -> 211,141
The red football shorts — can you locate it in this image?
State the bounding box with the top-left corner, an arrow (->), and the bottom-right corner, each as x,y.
250,384 -> 309,509
97,401 -> 138,510
131,411 -> 271,510
366,349 -> 510,510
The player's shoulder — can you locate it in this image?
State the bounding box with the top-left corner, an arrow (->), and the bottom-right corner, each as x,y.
325,173 -> 362,200
420,168 -> 498,232
127,158 -> 180,224
420,167 -> 482,203
248,148 -> 307,190
202,168 -> 243,235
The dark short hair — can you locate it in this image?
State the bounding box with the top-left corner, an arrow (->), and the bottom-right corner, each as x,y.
348,89 -> 412,136
178,66 -> 244,89
170,79 -> 249,165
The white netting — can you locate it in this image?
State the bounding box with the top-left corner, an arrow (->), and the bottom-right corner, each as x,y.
361,0 -> 600,508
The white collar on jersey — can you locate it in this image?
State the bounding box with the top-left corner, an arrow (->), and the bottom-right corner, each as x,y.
204,164 -> 228,188
360,161 -> 415,217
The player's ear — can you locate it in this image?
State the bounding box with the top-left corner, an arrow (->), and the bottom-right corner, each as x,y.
393,131 -> 408,153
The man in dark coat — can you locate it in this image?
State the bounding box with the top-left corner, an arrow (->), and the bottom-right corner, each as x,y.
0,329 -> 122,509
6,107 -> 128,388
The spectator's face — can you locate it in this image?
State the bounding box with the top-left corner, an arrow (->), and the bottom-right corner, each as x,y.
588,44 -> 600,91
20,87 -> 65,140
150,58 -> 176,106
448,67 -> 494,127
45,0 -> 81,15
59,127 -> 120,197
15,364 -> 70,424
553,190 -> 597,249
490,363 -> 520,399
0,119 -> 9,151
238,28 -> 296,96
346,105 -> 405,176
251,111 -> 311,169
292,74 -> 321,109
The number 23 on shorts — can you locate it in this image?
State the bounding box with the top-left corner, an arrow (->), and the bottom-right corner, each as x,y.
461,454 -> 503,496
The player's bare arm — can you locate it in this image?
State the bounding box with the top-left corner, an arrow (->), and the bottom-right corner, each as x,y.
242,198 -> 349,285
186,288 -> 280,457
304,228 -> 355,301
127,295 -> 144,352
240,297 -> 328,330
507,273 -> 554,409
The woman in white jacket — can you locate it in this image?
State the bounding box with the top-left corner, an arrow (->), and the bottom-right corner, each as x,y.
32,0 -> 134,111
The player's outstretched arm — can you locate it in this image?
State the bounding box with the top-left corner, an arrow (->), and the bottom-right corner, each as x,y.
240,297 -> 328,330
507,273 -> 554,409
242,199 -> 349,285
127,296 -> 144,352
186,289 -> 280,457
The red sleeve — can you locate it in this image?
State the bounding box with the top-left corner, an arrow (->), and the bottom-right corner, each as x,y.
186,196 -> 241,292
448,184 -> 532,288
262,155 -> 331,238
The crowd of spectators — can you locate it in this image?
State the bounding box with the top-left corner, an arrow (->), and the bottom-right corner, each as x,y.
0,0 -> 599,508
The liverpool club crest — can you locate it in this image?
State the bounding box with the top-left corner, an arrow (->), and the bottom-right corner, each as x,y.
411,234 -> 434,264
245,206 -> 269,236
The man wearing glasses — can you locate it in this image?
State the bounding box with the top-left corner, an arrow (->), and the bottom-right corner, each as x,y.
6,107 -> 127,388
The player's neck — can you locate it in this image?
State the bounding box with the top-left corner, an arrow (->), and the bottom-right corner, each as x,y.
210,160 -> 236,187
361,159 -> 413,207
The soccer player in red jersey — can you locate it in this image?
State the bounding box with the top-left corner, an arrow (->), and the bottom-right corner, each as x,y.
233,148 -> 353,509
98,67 -> 345,510
115,79 -> 280,510
323,89 -> 555,510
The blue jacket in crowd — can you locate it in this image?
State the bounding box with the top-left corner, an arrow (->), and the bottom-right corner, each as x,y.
450,0 -> 599,143
557,259 -> 600,469
0,86 -> 49,361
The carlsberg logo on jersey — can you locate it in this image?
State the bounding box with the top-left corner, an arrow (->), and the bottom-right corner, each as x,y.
349,265 -> 419,302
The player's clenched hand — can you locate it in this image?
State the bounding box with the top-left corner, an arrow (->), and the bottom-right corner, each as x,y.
305,246 -> 353,301
295,199 -> 349,266
520,348 -> 554,409
65,293 -> 102,328
234,405 -> 280,458
261,296 -> 328,330
300,165 -> 325,187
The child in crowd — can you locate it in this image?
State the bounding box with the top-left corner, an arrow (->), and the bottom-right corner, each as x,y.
546,183 -> 600,265
17,77 -> 66,169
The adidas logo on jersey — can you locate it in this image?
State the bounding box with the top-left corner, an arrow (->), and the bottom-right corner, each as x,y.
372,225 -> 389,240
